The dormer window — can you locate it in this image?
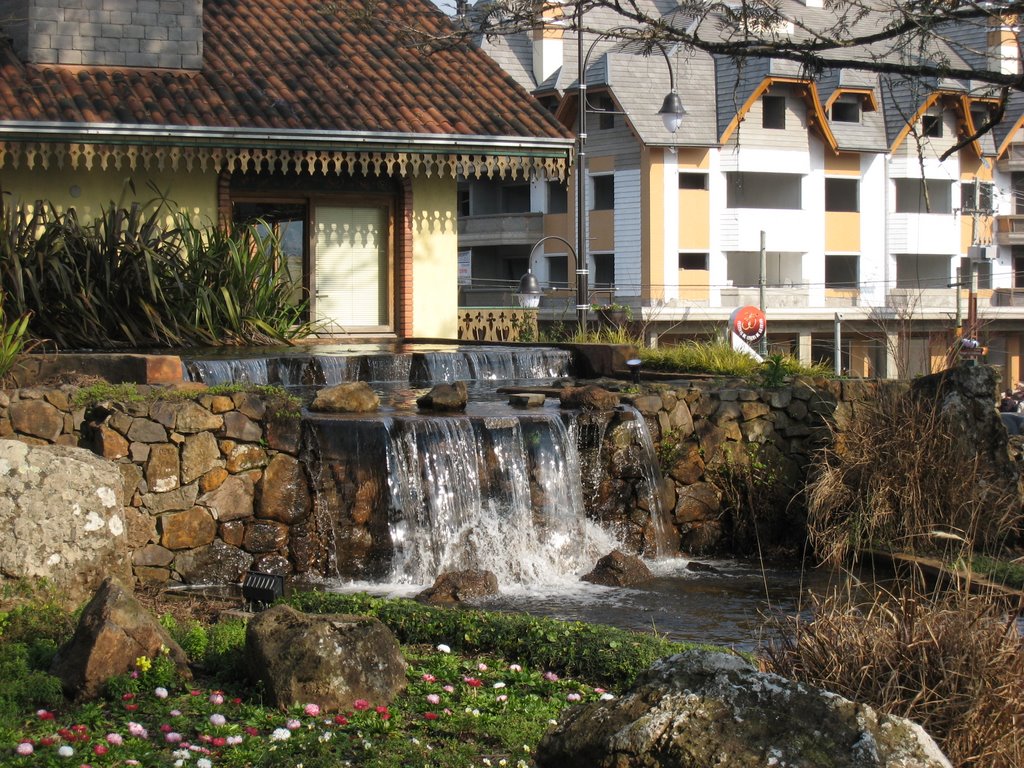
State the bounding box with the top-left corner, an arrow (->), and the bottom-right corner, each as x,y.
762,95 -> 786,129
830,99 -> 860,124
921,113 -> 943,138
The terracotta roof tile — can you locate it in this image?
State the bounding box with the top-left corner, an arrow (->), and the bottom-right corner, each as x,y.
0,0 -> 570,142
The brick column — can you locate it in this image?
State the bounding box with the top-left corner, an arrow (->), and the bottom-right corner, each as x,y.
397,177 -> 414,340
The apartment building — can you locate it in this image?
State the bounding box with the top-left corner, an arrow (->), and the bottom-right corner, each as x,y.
458,0 -> 1024,380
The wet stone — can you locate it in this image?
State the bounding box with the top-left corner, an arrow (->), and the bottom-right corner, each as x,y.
243,520 -> 289,553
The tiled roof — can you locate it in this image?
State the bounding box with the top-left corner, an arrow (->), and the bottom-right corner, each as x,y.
0,0 -> 571,143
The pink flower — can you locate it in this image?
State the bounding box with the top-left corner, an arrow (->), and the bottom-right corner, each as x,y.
209,693 -> 224,706
15,742 -> 33,756
127,722 -> 148,739
477,663 -> 488,671
209,714 -> 226,727
286,719 -> 301,730
594,687 -> 606,694
105,734 -> 123,746
421,673 -> 436,683
154,687 -> 168,699
543,671 -> 559,682
304,703 -> 321,717
509,664 -> 522,672
567,693 -> 582,702
443,685 -> 455,693
426,693 -> 441,705
353,699 -> 370,711
165,732 -> 182,744
497,694 -> 508,702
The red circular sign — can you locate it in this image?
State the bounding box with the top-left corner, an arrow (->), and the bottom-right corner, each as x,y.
732,305 -> 766,344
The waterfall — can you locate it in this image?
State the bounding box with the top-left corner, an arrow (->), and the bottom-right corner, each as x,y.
184,357 -> 271,385
363,353 -> 412,383
413,347 -> 573,383
314,355 -> 361,385
618,405 -> 677,557
383,412 -> 616,585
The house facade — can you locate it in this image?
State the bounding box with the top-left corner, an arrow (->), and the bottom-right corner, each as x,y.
0,0 -> 573,341
460,0 -> 1024,380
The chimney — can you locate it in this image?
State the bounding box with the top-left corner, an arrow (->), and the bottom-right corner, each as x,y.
532,0 -> 565,85
0,0 -> 203,69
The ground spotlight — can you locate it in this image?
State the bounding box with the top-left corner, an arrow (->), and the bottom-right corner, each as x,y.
241,571 -> 285,611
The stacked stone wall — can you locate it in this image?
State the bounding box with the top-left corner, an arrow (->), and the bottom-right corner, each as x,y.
0,376 -> 908,583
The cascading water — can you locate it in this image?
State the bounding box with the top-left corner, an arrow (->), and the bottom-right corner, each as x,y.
305,410 -> 619,586
617,405 -> 677,556
185,357 -> 271,385
413,347 -> 573,384
314,355 -> 361,385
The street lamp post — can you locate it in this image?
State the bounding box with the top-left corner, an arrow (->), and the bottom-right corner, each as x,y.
516,235 -> 578,309
573,7 -> 685,334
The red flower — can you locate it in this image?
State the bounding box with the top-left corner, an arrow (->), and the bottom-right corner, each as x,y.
40,737 -> 55,746
93,744 -> 109,756
37,710 -> 55,721
333,715 -> 349,725
124,704 -> 138,712
464,677 -> 482,688
160,724 -> 172,733
353,699 -> 370,711
212,737 -> 227,747
121,693 -> 135,701
72,725 -> 88,733
244,726 -> 260,737
190,690 -> 202,696
232,698 -> 242,705
424,712 -> 438,720
58,729 -> 73,739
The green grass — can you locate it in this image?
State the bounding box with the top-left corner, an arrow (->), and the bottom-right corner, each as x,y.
0,590 -> 716,767
967,555 -> 1024,589
639,339 -> 830,382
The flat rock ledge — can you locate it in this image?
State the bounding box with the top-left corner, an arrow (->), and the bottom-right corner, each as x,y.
535,650 -> 951,768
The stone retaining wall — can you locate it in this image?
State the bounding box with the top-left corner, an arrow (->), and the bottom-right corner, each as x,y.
0,372 -> 988,585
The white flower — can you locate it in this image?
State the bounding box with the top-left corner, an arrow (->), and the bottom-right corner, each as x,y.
600,693 -> 615,701
270,727 -> 291,741
436,643 -> 451,653
58,745 -> 75,757
172,749 -> 190,759
209,713 -> 226,726
493,681 -> 506,689
154,687 -> 168,699
197,759 -> 213,768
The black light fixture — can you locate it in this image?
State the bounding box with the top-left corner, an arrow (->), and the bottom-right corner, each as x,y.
626,357 -> 642,385
241,570 -> 285,610
659,90 -> 685,134
516,270 -> 542,308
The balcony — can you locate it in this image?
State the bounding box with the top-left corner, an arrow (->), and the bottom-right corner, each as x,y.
995,215 -> 1024,246
996,142 -> 1024,172
457,212 -> 544,248
718,209 -> 809,251
887,213 -> 958,254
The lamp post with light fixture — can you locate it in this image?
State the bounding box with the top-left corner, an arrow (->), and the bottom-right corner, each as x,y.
571,13 -> 685,334
516,235 -> 578,308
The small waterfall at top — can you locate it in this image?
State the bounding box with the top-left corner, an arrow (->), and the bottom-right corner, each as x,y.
363,353 -> 413,382
185,357 -> 271,385
413,347 -> 572,383
314,355 -> 361,385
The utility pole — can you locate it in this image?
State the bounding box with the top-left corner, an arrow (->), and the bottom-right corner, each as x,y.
758,230 -> 767,357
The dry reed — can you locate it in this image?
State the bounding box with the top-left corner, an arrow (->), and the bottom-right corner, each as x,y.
762,585 -> 1024,768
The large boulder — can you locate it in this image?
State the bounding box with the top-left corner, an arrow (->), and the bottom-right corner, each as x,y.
559,385 -> 620,411
245,604 -> 407,711
535,650 -> 951,768
310,382 -> 380,413
415,569 -> 499,604
0,440 -> 130,605
416,381 -> 468,411
50,578 -> 191,700
581,550 -> 652,587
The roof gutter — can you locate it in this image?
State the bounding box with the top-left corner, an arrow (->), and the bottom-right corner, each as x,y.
0,121 -> 575,158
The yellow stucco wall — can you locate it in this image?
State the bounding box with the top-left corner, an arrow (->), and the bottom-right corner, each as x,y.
959,153 -> 995,252
410,174 -> 458,339
825,211 -> 860,252
0,165 -> 218,224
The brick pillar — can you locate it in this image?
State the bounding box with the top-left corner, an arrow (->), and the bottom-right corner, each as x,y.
398,177 -> 414,340
216,169 -> 232,229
